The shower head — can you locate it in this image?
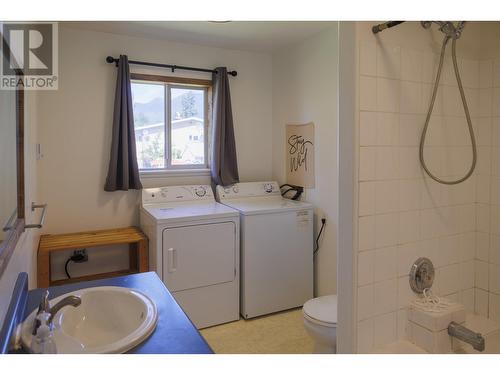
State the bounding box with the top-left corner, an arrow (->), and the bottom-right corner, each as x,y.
421,21 -> 466,39
372,21 -> 466,39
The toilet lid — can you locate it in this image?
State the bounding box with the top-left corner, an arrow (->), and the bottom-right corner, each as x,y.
303,294 -> 337,325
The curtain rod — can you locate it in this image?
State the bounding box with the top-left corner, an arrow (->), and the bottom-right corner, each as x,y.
105,56 -> 237,77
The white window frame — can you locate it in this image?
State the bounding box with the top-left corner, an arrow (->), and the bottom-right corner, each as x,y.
131,76 -> 211,178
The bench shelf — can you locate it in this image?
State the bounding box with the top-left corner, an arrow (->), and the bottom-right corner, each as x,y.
37,227 -> 148,288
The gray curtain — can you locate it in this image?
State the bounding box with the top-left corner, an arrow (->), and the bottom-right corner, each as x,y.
104,55 -> 142,192
211,67 -> 239,186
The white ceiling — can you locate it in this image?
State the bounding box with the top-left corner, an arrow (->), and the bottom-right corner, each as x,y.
63,21 -> 336,52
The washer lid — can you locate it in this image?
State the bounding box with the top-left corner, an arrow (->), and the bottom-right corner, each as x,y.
303,295 -> 337,324
220,196 -> 313,215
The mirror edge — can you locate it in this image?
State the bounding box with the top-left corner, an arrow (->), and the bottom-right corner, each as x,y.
0,76 -> 25,278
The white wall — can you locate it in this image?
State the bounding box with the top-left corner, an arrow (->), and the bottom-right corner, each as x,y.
37,25 -> 273,279
272,25 -> 338,296
354,21 -> 483,353
0,91 -> 40,326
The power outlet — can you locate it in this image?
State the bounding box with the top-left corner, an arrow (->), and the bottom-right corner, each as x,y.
72,249 -> 88,263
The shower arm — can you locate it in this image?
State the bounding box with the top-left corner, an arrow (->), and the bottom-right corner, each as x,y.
372,21 -> 405,34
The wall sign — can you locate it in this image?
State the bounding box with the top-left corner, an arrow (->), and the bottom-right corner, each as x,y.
286,122 -> 315,188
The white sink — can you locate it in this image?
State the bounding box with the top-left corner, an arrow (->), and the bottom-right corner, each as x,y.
20,286 -> 158,354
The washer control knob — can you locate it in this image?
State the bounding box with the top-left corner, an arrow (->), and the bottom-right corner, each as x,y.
194,186 -> 207,197
232,185 -> 239,193
264,183 -> 273,193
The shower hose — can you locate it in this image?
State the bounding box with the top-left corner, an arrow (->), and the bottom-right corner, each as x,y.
419,35 -> 477,185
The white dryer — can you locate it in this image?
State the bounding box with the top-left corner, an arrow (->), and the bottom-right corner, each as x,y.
140,185 -> 240,328
216,181 -> 313,319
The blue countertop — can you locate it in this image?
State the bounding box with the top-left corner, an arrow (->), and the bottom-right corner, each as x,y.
21,272 -> 213,354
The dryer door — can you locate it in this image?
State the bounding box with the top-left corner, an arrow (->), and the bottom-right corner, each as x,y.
162,221 -> 236,292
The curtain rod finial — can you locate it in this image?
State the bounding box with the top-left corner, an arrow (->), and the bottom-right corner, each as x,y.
106,56 -> 119,66
229,71 -> 237,77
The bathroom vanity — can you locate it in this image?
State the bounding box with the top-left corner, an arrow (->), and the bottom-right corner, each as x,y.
1,272 -> 213,354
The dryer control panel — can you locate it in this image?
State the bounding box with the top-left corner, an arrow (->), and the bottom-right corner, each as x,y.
142,185 -> 214,205
215,181 -> 281,200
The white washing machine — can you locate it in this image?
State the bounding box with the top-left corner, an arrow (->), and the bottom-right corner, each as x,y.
140,185 -> 240,328
216,181 -> 313,319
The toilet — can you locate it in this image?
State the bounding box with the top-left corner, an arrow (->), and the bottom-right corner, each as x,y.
302,294 -> 337,354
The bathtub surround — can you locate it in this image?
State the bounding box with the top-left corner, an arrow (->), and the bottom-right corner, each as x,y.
351,21 -> 500,354
355,21 -> 482,353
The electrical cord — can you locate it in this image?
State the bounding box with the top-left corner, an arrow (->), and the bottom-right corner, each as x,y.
64,258 -> 72,279
314,218 -> 326,256
64,252 -> 87,279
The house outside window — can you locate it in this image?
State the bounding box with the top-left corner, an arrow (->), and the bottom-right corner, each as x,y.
131,76 -> 210,173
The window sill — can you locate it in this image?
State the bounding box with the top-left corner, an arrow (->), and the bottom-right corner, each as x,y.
140,168 -> 211,179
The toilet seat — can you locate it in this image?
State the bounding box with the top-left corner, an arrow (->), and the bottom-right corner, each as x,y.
303,294 -> 337,328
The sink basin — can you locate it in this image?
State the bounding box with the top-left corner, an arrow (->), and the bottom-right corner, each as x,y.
20,286 -> 158,353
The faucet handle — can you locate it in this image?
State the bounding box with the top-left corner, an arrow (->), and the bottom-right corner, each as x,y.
38,290 -> 50,313
33,290 -> 51,335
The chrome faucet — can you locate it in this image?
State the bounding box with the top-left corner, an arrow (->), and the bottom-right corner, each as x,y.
32,290 -> 81,335
448,321 -> 485,352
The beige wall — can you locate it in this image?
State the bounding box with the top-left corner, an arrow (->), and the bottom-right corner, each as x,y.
36,25 -> 274,278
0,91 -> 40,326
272,25 -> 338,297
38,25 -> 273,234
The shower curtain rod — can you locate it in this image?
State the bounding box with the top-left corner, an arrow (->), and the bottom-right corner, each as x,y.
105,56 -> 238,77
372,21 -> 405,34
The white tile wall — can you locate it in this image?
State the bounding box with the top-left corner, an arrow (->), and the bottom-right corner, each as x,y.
374,180 -> 399,214
356,318 -> 374,353
470,58 -> 500,323
356,39 -> 485,353
475,288 -> 489,317
360,76 -> 377,111
377,45 -> 400,79
493,59 -> 500,88
374,246 -> 397,282
480,60 -> 493,88
358,250 -> 374,286
377,78 -> 400,112
373,312 -> 397,348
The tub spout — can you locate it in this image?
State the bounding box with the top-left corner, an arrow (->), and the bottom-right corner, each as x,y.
448,321 -> 485,352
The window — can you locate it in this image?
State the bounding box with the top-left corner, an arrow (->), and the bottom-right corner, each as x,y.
131,77 -> 209,172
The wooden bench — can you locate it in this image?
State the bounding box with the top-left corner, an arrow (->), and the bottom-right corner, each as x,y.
37,227 -> 148,288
